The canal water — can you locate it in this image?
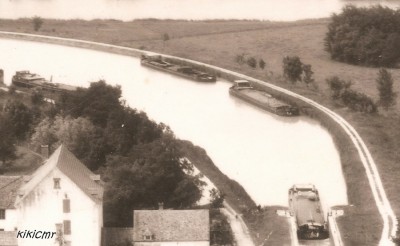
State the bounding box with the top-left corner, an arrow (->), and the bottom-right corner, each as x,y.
0,0 -> 399,21
0,38 -> 348,208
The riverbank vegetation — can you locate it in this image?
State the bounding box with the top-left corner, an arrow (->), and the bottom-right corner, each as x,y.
1,9 -> 399,244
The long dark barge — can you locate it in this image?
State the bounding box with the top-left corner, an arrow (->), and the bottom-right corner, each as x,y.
289,184 -> 329,240
12,70 -> 77,93
140,55 -> 216,82
229,80 -> 299,116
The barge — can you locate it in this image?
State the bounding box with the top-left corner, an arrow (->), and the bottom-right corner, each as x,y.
12,71 -> 76,92
229,80 -> 299,116
289,184 -> 329,240
140,55 -> 216,82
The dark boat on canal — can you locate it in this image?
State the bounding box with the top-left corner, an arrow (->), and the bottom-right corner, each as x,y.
12,70 -> 76,92
289,184 -> 329,240
140,55 -> 216,82
229,79 -> 299,116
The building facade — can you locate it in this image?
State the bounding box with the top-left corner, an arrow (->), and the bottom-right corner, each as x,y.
14,145 -> 103,246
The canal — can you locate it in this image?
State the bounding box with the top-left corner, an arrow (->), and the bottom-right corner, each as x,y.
0,37 -> 348,209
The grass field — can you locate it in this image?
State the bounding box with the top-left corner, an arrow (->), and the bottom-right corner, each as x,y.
1,17 -> 399,245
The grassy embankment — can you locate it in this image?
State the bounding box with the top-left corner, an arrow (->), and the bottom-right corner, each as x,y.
0,18 -> 399,245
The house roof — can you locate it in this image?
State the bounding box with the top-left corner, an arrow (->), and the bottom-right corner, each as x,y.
16,145 -> 103,204
0,231 -> 17,246
0,176 -> 23,209
133,210 -> 209,242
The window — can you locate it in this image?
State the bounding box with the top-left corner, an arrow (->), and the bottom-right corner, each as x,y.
0,209 -> 5,220
53,178 -> 60,189
63,199 -> 70,213
63,220 -> 71,235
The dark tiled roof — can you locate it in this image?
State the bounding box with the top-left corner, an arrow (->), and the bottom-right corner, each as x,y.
18,145 -> 103,204
0,231 -> 17,246
0,176 -> 23,209
133,210 -> 209,242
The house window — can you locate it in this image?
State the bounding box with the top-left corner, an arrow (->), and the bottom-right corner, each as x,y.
63,199 -> 70,213
53,178 -> 61,189
0,209 -> 5,220
63,220 -> 71,235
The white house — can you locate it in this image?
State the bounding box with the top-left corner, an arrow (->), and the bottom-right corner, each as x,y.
133,209 -> 210,246
14,145 -> 104,246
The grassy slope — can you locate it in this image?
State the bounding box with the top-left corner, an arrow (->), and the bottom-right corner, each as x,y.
1,18 -> 399,244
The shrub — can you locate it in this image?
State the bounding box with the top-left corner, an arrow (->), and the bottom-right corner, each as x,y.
259,58 -> 266,70
325,5 -> 400,67
247,57 -> 257,69
32,16 -> 44,31
282,56 -> 303,83
341,89 -> 377,113
376,68 -> 397,110
326,76 -> 352,99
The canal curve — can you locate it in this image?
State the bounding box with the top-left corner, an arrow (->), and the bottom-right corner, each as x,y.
0,35 -> 348,210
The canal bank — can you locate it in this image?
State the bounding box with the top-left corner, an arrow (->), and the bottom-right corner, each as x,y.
0,31 -> 394,245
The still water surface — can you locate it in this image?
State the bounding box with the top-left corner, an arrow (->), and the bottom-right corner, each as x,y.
0,0 -> 399,21
0,38 -> 348,207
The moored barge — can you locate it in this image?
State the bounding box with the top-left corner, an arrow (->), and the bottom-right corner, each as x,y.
12,71 -> 76,92
289,184 -> 329,240
140,55 -> 216,82
229,80 -> 299,116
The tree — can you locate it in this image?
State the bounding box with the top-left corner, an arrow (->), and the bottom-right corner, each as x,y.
3,100 -> 33,141
302,64 -> 315,87
31,89 -> 44,105
246,57 -> 257,69
325,5 -> 400,67
0,114 -> 17,167
259,59 -> 266,70
326,76 -> 352,99
234,53 -> 247,65
341,89 -> 377,113
31,115 -> 107,170
32,16 -> 44,31
103,136 -> 205,227
283,56 -> 303,83
210,188 -> 225,208
57,80 -> 122,127
376,68 -> 397,110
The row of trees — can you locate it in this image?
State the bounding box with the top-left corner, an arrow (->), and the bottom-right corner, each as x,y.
325,5 -> 400,67
235,53 -> 266,70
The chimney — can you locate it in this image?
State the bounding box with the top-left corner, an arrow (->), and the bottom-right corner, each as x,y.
41,145 -> 50,158
158,202 -> 164,210
0,69 -> 3,84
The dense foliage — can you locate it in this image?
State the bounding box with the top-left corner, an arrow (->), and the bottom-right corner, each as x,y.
376,68 -> 397,110
0,113 -> 17,166
103,136 -> 204,226
27,80 -> 205,226
325,5 -> 400,67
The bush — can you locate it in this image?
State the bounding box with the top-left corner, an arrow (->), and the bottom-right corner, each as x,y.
326,76 -> 352,99
341,89 -> 377,113
32,16 -> 44,32
325,5 -> 400,67
247,57 -> 257,69
282,56 -> 303,83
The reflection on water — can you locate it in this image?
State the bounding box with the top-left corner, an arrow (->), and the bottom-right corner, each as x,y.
0,0 -> 399,21
0,38 -> 348,207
